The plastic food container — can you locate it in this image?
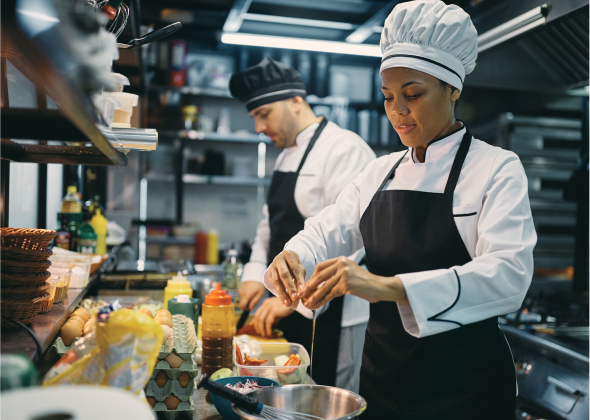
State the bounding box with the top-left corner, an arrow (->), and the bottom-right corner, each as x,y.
103,92 -> 138,128
233,342 -> 310,385
49,255 -> 92,289
39,276 -> 59,313
48,267 -> 71,303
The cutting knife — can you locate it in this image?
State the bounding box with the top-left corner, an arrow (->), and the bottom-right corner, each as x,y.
117,22 -> 182,49
236,310 -> 250,331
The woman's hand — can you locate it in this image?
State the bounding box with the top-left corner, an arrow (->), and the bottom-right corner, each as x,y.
299,257 -> 408,310
267,250 -> 306,309
253,297 -> 294,337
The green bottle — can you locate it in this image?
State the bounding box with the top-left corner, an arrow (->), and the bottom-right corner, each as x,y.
77,222 -> 97,254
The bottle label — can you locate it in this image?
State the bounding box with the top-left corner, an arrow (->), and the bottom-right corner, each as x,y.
78,240 -> 96,254
55,234 -> 70,250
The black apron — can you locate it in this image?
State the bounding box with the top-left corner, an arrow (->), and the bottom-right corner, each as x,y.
267,117 -> 344,387
358,128 -> 516,419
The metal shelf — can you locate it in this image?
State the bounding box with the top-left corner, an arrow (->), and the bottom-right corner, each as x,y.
145,236 -> 194,244
1,1 -> 128,166
159,130 -> 271,144
183,174 -> 272,186
144,172 -> 272,186
148,85 -> 231,98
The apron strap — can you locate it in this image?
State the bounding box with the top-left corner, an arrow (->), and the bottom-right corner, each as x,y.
444,128 -> 472,194
296,116 -> 329,173
377,150 -> 408,192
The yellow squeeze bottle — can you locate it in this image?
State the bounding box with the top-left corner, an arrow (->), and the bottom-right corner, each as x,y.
163,272 -> 193,309
90,210 -> 108,255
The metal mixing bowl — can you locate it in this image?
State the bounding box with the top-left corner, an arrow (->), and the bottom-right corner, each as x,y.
232,384 -> 367,420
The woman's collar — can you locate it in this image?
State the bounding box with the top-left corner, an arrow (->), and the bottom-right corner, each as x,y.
410,122 -> 466,163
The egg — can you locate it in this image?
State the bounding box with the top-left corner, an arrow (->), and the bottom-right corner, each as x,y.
156,317 -> 173,328
155,370 -> 168,387
146,396 -> 157,408
164,395 -> 181,410
137,308 -> 153,318
161,325 -> 173,344
83,322 -> 95,336
165,352 -> 185,368
61,323 -> 82,346
64,320 -> 82,333
68,316 -> 85,330
178,372 -> 191,388
73,308 -> 90,322
155,309 -> 172,318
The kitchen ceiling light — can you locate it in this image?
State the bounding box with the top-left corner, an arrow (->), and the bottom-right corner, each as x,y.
221,33 -> 381,57
477,4 -> 547,53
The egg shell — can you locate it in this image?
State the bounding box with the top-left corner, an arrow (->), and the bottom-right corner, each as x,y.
137,308 -> 153,318
73,308 -> 90,322
61,323 -> 82,346
156,317 -> 173,328
146,396 -> 157,408
83,322 -> 95,336
68,316 -> 85,329
155,370 -> 168,387
161,325 -> 173,343
155,309 -> 171,318
178,372 -> 191,388
164,352 -> 185,368
64,320 -> 83,333
164,395 -> 181,410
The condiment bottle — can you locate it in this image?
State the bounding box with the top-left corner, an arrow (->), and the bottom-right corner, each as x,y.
55,213 -> 72,250
206,229 -> 219,265
168,294 -> 200,335
163,272 -> 193,310
195,231 -> 208,264
90,209 -> 108,255
77,221 -> 97,254
62,186 -> 82,214
201,283 -> 234,376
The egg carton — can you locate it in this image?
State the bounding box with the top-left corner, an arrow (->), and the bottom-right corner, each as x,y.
145,378 -> 196,401
53,337 -> 81,356
152,401 -> 196,420
154,351 -> 198,371
158,315 -> 198,360
150,367 -> 199,381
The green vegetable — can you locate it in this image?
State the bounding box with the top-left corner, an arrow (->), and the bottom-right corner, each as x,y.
274,355 -> 290,367
211,368 -> 234,381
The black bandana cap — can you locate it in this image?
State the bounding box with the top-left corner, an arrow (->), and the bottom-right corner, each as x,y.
229,57 -> 307,112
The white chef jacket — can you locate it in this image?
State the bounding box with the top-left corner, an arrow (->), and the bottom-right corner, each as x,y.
265,126 -> 537,337
242,120 -> 376,327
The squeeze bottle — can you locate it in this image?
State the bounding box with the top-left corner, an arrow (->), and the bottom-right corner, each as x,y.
201,283 -> 234,376
206,229 -> 219,265
90,209 -> 108,255
163,272 -> 193,310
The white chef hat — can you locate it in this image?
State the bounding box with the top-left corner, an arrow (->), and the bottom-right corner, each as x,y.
380,0 -> 478,90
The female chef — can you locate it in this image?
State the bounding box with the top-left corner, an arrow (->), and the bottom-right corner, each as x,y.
263,1 -> 537,418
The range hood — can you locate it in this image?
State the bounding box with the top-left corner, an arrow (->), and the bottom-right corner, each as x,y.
466,0 -> 588,93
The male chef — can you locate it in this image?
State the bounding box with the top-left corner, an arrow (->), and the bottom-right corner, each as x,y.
230,57 -> 375,391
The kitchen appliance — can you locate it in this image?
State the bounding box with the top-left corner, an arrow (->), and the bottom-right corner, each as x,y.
501,289 -> 589,420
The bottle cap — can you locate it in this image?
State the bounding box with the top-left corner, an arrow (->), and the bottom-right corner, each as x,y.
67,186 -> 77,194
168,271 -> 190,286
228,249 -> 238,257
205,282 -> 231,305
176,294 -> 191,303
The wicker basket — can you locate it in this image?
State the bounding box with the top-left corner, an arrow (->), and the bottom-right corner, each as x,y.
1,228 -> 57,250
1,282 -> 50,298
1,246 -> 53,263
1,271 -> 51,287
1,293 -> 50,325
1,259 -> 52,276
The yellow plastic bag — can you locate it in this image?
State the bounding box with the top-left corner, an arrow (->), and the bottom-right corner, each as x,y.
44,309 -> 163,394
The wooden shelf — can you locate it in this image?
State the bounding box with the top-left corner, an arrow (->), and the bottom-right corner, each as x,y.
1,275 -> 97,361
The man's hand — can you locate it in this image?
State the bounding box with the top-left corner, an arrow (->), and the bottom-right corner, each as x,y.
253,297 -> 294,337
267,250 -> 306,309
238,281 -> 267,311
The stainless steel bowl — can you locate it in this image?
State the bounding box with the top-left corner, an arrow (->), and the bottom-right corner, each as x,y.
232,384 -> 367,420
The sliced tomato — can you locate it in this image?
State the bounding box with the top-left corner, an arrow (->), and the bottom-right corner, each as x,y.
244,354 -> 267,366
235,343 -> 244,365
277,354 -> 301,375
